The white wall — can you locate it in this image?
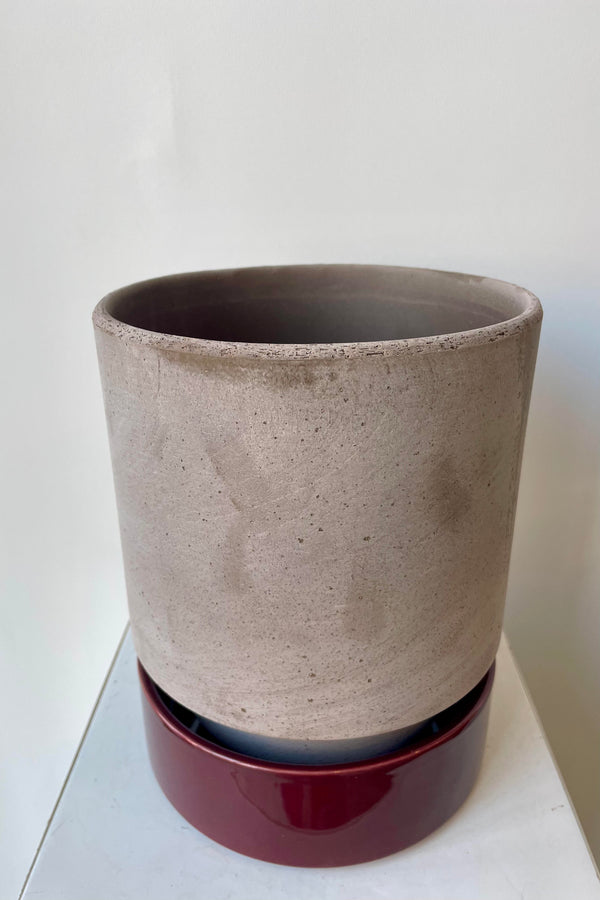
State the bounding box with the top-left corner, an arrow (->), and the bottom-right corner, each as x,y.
2,1 -> 599,894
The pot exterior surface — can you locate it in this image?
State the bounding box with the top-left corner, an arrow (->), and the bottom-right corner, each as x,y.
94,265 -> 541,740
139,659 -> 495,867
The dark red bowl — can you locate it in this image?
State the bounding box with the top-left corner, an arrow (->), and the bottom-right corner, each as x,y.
139,661 -> 494,867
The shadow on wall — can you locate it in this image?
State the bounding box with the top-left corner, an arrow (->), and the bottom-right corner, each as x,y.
505,319 -> 600,862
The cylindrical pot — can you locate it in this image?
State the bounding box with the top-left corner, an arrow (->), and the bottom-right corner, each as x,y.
93,265 -> 541,760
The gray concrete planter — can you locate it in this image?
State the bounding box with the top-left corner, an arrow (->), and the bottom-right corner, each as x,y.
93,265 -> 541,762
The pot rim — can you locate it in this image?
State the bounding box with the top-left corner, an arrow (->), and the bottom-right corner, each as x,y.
92,264 -> 542,361
138,658 -> 495,776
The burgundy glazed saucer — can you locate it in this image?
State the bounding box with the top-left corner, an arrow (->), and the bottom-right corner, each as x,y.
138,661 -> 495,868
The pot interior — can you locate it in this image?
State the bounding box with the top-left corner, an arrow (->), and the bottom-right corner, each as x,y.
104,265 -> 531,344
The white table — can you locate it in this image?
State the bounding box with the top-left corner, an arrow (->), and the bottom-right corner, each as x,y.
21,631 -> 600,899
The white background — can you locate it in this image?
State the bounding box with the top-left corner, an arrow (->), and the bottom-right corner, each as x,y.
2,2 -> 599,896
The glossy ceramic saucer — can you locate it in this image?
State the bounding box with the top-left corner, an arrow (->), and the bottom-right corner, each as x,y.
138,661 -> 495,867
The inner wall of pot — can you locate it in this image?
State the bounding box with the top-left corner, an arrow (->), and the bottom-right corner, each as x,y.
103,266 -> 531,344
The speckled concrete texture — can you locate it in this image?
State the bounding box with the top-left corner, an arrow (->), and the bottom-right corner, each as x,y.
93,265 -> 542,741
